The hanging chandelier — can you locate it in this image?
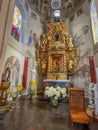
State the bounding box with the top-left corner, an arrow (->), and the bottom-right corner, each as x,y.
51,0 -> 61,9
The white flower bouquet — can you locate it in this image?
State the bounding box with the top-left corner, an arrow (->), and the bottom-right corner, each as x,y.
44,86 -> 67,100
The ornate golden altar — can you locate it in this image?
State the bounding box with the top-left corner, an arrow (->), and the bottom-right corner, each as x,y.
36,21 -> 79,80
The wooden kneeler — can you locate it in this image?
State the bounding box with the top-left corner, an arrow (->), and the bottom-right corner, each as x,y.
69,88 -> 91,125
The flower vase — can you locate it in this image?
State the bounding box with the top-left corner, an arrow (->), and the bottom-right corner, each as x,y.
51,99 -> 58,107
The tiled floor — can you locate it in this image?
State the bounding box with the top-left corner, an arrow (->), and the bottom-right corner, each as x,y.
0,97 -> 98,130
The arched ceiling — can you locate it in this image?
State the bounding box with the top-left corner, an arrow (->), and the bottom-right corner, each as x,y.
27,0 -> 86,20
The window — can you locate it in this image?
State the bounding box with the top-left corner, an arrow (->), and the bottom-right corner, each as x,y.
11,6 -> 22,42
91,0 -> 98,44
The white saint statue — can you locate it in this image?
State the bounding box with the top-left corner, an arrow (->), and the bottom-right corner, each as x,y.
30,69 -> 37,98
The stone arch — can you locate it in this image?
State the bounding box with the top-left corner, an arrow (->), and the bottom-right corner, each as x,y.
2,56 -> 20,87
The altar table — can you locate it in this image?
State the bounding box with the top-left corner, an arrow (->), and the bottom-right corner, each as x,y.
43,79 -> 70,88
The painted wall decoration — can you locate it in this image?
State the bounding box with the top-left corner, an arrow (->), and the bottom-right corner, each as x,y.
82,25 -> 89,34
27,31 -> 39,48
27,0 -> 51,18
67,2 -> 73,15
33,33 -> 39,49
2,56 -> 20,88
70,15 -> 75,22
29,0 -> 38,7
24,0 -> 49,44
69,1 -> 93,97
31,11 -> 37,20
25,1 -> 28,11
73,35 -> 81,47
40,18 -> 45,26
74,0 -> 83,7
77,7 -> 83,17
27,30 -> 34,45
42,6 -> 50,17
27,0 -> 39,12
72,64 -> 90,97
73,25 -> 90,47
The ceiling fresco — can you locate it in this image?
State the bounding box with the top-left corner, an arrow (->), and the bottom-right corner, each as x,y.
27,0 -> 86,20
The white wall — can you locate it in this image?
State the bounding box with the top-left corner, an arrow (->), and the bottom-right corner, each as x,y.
68,1 -> 93,97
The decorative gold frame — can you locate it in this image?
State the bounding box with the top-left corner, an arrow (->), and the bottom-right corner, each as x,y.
47,50 -> 67,80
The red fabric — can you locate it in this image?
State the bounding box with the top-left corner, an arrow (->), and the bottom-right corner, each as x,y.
22,57 -> 28,88
89,56 -> 96,84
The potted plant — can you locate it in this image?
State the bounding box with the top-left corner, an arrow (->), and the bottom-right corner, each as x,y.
28,88 -> 34,100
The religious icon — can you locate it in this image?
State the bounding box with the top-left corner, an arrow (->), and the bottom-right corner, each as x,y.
55,33 -> 60,41
53,60 -> 60,72
28,30 -> 34,45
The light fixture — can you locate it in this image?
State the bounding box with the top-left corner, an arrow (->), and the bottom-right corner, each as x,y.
53,10 -> 61,17
53,10 -> 61,22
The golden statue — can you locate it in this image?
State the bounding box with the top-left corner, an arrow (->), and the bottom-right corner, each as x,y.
68,59 -> 74,72
68,36 -> 74,50
40,34 -> 47,51
0,82 -> 10,106
40,56 -> 48,73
